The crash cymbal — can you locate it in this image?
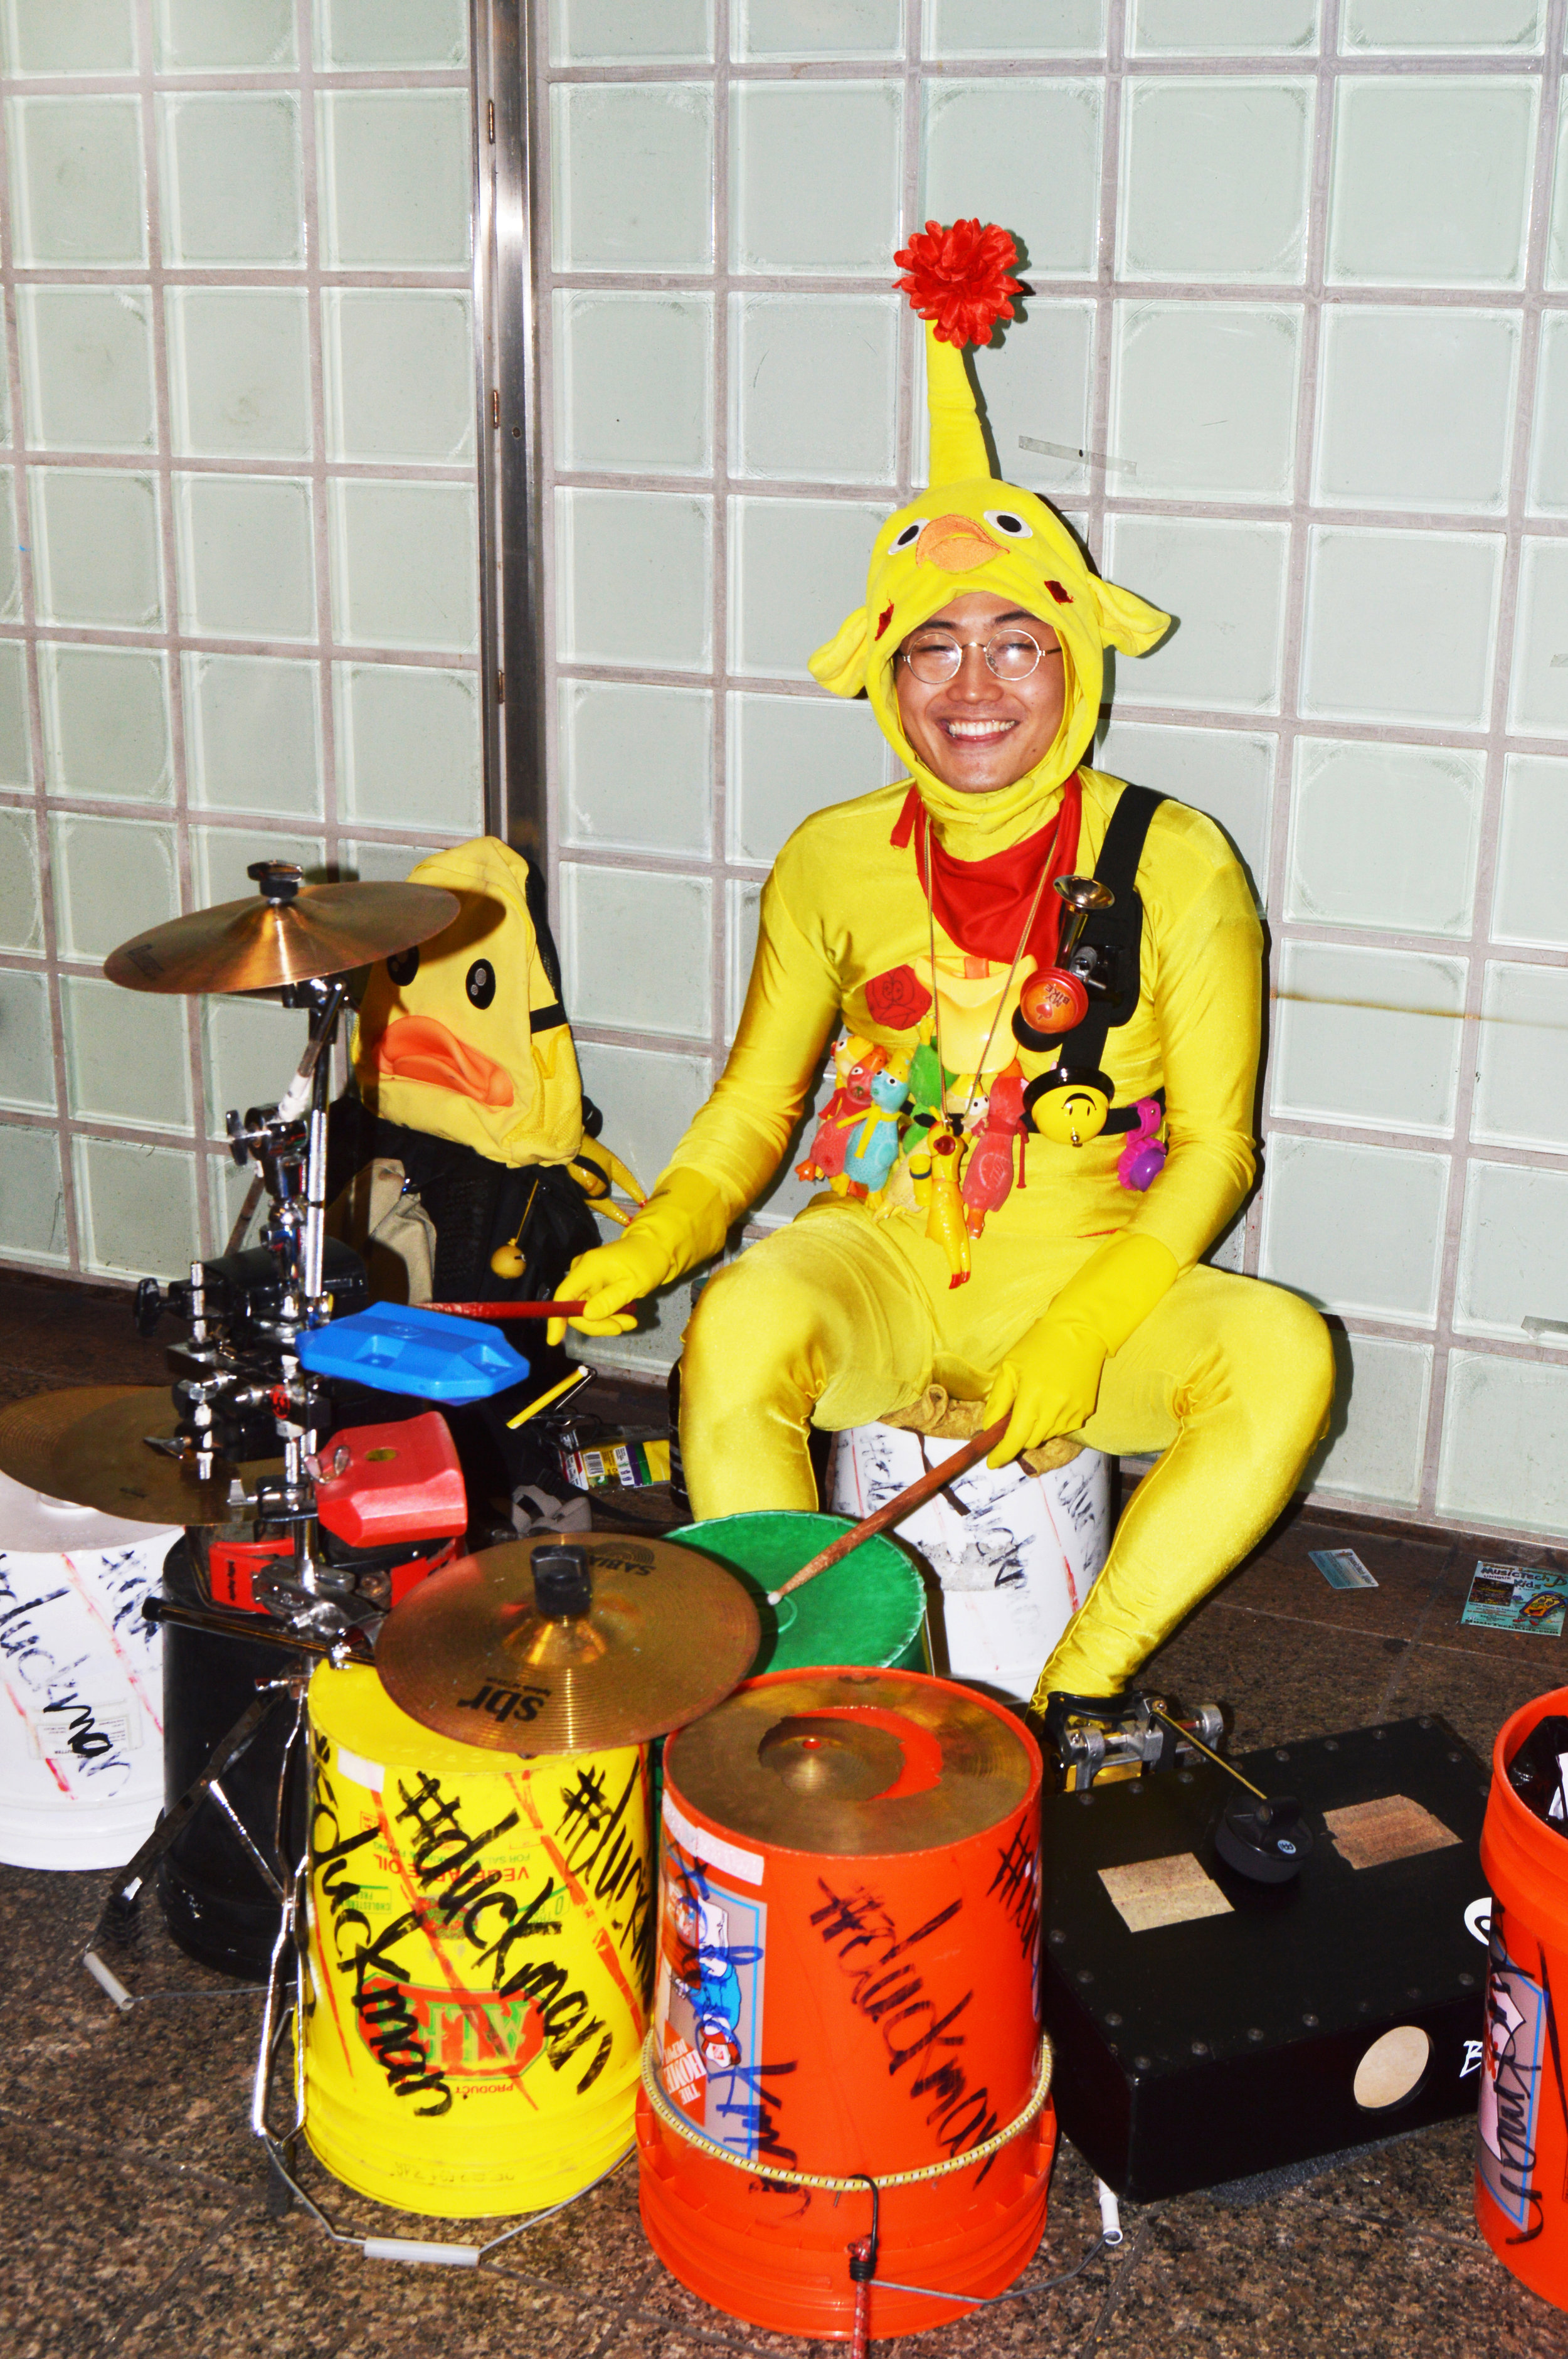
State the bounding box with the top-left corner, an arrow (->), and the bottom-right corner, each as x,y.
374,1534 -> 761,1757
665,1667 -> 1034,1855
104,880 -> 458,995
0,1386 -> 270,1525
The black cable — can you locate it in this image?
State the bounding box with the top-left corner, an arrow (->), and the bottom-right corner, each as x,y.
870,2228 -> 1115,2308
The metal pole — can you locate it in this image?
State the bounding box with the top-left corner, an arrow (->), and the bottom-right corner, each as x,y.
472,0 -> 546,868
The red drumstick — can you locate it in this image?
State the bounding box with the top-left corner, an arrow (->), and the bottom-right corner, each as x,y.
426,1300 -> 587,1319
768,1417 -> 1009,1602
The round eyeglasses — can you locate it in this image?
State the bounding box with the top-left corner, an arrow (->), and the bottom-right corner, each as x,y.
898,627 -> 1057,686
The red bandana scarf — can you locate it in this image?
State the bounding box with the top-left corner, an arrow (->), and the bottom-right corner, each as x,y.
891,773 -> 1083,971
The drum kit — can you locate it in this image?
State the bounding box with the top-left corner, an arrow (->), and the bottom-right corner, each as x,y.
0,860 -> 1216,2321
0,863 -> 769,2200
1,859 -> 752,1690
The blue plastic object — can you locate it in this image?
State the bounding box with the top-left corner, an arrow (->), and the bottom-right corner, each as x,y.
296,1302 -> 529,1403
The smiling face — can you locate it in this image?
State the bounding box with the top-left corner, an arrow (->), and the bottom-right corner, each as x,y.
893,590 -> 1066,796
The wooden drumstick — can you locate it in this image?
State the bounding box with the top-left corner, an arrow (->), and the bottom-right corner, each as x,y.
768,1417 -> 1009,1603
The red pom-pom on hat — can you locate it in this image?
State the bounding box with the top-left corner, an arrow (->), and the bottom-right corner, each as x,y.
893,218 -> 1024,349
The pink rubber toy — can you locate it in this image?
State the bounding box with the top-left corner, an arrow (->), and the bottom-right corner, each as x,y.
1118,1097 -> 1167,1192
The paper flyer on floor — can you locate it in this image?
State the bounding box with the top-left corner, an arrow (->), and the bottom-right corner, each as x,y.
1461,1562 -> 1568,1637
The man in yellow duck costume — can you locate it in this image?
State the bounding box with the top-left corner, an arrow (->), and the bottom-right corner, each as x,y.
551,220 -> 1334,1708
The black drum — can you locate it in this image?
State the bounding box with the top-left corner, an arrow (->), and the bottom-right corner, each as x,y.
156,1540 -> 308,1979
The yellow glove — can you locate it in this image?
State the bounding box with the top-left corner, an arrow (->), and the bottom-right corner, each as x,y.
983,1234 -> 1179,1469
548,1168 -> 726,1345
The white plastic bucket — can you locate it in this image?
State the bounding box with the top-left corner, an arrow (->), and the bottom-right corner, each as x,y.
826,1425 -> 1111,1708
0,1469 -> 174,1870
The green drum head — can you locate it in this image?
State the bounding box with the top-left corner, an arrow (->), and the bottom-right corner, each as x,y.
667,1511 -> 929,1676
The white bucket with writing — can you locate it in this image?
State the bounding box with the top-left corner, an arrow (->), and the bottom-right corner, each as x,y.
826,1422 -> 1111,1708
0,1469 -> 173,1870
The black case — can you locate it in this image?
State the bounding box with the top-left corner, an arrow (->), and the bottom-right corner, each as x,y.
1038,1717 -> 1489,2197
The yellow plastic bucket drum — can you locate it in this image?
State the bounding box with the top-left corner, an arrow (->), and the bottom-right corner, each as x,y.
302,1661 -> 653,2217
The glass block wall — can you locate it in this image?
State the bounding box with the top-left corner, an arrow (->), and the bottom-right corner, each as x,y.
0,0 -> 482,1282
538,0 -> 1568,1542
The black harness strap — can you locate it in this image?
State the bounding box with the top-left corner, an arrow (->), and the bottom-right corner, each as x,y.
1098,1085 -> 1164,1137
1022,784 -> 1165,1134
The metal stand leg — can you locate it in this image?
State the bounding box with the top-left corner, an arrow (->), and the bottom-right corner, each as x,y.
83,1678 -> 307,2005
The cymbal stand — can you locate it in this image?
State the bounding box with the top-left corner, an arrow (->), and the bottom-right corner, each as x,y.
82,1592 -> 373,2011
223,974 -> 354,1629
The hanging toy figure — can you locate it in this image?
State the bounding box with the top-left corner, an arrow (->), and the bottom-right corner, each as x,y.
1118,1097 -> 1168,1194
844,1062 -> 911,1197
548,213 -> 1335,1717
924,1127 -> 971,1286
961,1058 -> 1025,1237
795,1038 -> 885,1185
904,1018 -> 955,1148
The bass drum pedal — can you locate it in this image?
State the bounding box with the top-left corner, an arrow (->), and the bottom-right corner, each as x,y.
1044,1687 -> 1224,1792
1044,1686 -> 1315,1886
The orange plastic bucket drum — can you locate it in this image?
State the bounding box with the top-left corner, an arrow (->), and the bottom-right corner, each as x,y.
637,1666 -> 1055,2340
1477,1684 -> 1568,2309
303,1663 -> 653,2217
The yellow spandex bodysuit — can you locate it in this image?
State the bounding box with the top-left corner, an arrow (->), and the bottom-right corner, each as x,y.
556,235 -> 1335,1703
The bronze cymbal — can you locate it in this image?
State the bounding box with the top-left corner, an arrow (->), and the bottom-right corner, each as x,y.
103,881 -> 458,995
0,1386 -> 272,1525
665,1668 -> 1035,1855
374,1534 -> 761,1757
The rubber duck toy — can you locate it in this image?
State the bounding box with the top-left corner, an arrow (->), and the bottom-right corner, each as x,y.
961,1060 -> 1026,1237
844,1062 -> 912,1197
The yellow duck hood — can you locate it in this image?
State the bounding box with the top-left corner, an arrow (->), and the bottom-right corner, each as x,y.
808,220 -> 1169,859
352,835 -> 583,1168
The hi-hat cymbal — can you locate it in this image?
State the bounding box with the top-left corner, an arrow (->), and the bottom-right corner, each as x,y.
374,1534 -> 761,1757
665,1667 -> 1035,1855
103,881 -> 458,995
0,1386 -> 271,1525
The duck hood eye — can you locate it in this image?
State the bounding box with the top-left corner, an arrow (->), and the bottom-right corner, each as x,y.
984,509 -> 1033,540
889,519 -> 924,551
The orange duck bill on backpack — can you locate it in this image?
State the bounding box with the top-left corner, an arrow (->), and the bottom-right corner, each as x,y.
373,1012 -> 514,1107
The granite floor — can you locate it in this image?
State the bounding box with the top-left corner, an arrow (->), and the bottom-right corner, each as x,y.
2,1264 -> 1567,2358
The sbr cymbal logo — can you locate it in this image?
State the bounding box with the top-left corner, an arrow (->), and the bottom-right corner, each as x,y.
591,1543 -> 655,1577
457,1680 -> 552,1724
